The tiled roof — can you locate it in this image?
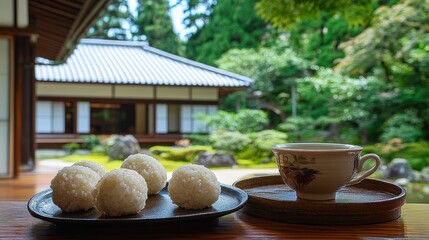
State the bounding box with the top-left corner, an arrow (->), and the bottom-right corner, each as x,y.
35,39 -> 253,87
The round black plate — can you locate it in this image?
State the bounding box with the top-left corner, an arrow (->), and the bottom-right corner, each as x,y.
27,184 -> 247,225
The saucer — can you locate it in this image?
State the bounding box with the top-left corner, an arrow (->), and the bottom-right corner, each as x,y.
233,175 -> 406,225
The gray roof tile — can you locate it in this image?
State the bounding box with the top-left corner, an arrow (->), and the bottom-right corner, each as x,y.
35,39 -> 253,87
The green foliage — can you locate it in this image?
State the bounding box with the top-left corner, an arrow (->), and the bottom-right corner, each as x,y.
381,110 -> 424,143
255,0 -> 373,29
149,145 -> 214,162
217,43 -> 310,123
199,109 -> 268,133
63,143 -> 80,155
363,141 -> 429,171
239,130 -> 288,163
185,0 -> 267,65
289,14 -> 363,67
132,0 -> 181,54
183,134 -> 211,145
209,131 -> 251,153
278,116 -> 317,142
336,0 -> 429,86
80,135 -> 101,150
86,0 -> 132,40
248,130 -> 287,152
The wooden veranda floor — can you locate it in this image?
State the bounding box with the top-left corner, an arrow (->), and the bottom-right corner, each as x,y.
0,172 -> 55,201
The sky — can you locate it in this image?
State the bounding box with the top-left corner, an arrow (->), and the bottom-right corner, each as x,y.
127,0 -> 189,40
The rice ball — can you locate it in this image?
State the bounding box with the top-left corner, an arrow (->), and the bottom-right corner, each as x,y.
121,153 -> 167,195
50,165 -> 100,212
73,160 -> 106,177
93,168 -> 148,217
168,164 -> 221,209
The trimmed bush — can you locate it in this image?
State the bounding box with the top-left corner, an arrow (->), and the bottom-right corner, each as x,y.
209,131 -> 251,153
149,145 -> 214,162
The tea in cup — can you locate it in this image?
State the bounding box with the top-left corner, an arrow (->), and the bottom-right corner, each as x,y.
272,143 -> 381,201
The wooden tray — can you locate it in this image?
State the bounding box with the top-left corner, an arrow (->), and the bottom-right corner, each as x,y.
233,175 -> 406,225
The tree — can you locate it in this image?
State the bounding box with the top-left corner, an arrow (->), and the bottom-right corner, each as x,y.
185,0 -> 268,66
170,0 -> 216,32
217,42 -> 311,124
288,14 -> 363,67
86,0 -> 132,40
335,0 -> 429,139
255,0 -> 373,30
296,69 -> 387,143
335,0 -> 429,83
133,0 -> 181,54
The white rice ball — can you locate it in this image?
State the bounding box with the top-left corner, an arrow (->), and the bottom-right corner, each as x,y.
50,165 -> 100,212
168,164 -> 221,209
121,153 -> 167,195
73,160 -> 106,177
93,168 -> 148,217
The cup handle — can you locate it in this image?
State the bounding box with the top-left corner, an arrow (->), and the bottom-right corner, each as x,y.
347,153 -> 381,186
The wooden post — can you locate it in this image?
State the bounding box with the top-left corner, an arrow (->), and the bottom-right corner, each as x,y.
14,36 -> 35,173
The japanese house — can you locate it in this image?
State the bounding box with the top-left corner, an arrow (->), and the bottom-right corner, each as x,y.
35,39 -> 253,146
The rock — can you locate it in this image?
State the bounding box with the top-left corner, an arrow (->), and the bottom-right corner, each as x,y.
395,178 -> 410,186
387,158 -> 412,179
108,135 -> 141,160
411,170 -> 423,182
421,167 -> 429,182
379,165 -> 389,179
195,152 -> 237,168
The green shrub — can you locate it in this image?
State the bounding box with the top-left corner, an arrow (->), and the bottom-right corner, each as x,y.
63,142 -> 80,155
81,135 -> 101,150
363,141 -> 429,170
278,117 -> 317,142
149,145 -> 214,162
91,145 -> 107,154
240,130 -> 288,163
198,109 -> 268,133
248,130 -> 287,152
209,131 -> 251,153
184,134 -> 211,145
380,110 -> 423,143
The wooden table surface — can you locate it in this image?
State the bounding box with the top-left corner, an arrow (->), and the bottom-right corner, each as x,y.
1,202 -> 428,239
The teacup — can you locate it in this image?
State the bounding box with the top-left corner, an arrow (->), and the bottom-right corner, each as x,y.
272,143 -> 381,201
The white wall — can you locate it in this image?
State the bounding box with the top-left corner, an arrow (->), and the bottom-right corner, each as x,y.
36,101 -> 52,133
36,101 -> 65,133
52,102 -> 65,133
0,0 -> 13,26
0,39 -> 10,176
77,102 -> 90,133
156,104 -> 168,133
180,105 -> 218,133
180,105 -> 192,133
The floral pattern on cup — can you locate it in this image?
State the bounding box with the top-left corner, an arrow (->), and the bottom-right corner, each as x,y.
277,153 -> 320,191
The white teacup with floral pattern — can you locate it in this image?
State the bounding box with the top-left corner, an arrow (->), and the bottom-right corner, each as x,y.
272,143 -> 381,201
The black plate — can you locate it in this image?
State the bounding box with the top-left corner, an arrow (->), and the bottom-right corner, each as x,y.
28,184 -> 247,225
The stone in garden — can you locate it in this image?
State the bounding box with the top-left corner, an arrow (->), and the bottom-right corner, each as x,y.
421,167 -> 429,182
412,170 -> 423,182
379,165 -> 390,179
108,135 -> 141,160
195,152 -> 237,168
394,178 -> 410,186
387,158 -> 412,179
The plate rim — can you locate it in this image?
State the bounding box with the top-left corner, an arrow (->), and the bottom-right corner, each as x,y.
233,175 -> 406,208
27,183 -> 248,225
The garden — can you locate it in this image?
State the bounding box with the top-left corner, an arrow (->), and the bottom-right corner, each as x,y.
39,0 -> 429,202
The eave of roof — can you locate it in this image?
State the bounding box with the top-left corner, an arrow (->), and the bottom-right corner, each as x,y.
36,39 -> 254,88
29,0 -> 111,61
